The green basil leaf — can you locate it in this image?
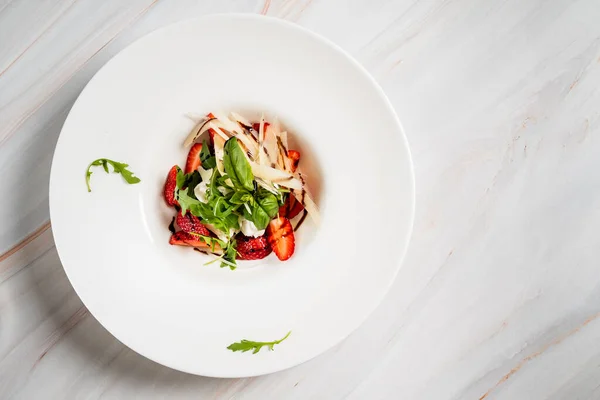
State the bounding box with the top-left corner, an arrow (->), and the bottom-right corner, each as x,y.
224,213 -> 240,230
223,138 -> 254,192
255,189 -> 279,218
249,202 -> 270,231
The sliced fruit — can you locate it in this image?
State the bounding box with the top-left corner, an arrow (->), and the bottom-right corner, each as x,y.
164,165 -> 179,207
209,128 -> 215,148
236,235 -> 272,260
176,212 -> 211,236
266,217 -> 295,261
185,143 -> 203,174
169,231 -> 205,247
288,150 -> 300,172
279,194 -> 304,219
169,231 -> 189,246
252,122 -> 270,132
169,231 -> 221,251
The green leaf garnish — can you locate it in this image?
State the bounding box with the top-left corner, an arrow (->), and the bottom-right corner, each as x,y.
255,188 -> 279,219
185,170 -> 202,198
217,239 -> 238,270
200,140 -> 216,169
227,331 -> 292,354
223,138 -> 254,192
199,236 -> 238,270
187,232 -> 226,253
242,188 -> 279,230
229,190 -> 253,205
177,185 -> 202,215
176,167 -> 187,191
86,158 -> 141,192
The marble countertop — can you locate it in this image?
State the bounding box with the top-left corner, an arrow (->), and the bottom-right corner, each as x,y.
2,0 -> 600,399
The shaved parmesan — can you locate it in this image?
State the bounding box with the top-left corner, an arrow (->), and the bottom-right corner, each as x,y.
230,111 -> 252,128
212,133 -> 226,176
183,117 -> 215,147
207,121 -> 229,141
211,111 -> 244,136
250,162 -> 303,190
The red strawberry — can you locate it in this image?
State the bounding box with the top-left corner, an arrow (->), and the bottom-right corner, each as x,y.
205,112 -> 217,148
164,165 -> 179,207
252,122 -> 271,132
169,231 -> 191,246
279,194 -> 304,219
288,150 -> 300,172
236,235 -> 272,260
176,212 -> 210,236
266,217 -> 295,261
185,143 -> 203,174
169,231 -> 217,250
206,129 -> 214,148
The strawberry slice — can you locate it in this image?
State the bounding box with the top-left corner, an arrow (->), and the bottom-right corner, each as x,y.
185,143 -> 203,174
288,150 -> 300,172
169,231 -> 216,249
266,217 -> 295,261
164,165 -> 179,207
169,231 -> 201,246
252,122 -> 271,132
176,212 -> 210,236
236,235 -> 272,260
209,129 -> 215,148
279,194 -> 304,219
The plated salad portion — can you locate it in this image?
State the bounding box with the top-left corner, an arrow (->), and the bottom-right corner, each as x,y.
164,112 -> 319,269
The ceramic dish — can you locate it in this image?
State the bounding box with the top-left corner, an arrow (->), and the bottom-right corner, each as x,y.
49,14 -> 414,377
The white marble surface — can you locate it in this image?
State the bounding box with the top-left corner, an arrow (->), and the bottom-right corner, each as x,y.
2,0 -> 600,398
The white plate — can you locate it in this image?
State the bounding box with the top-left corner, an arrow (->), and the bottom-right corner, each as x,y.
49,14 -> 414,377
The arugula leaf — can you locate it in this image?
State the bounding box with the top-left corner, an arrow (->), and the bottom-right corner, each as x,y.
189,197 -> 239,234
200,140 -> 216,169
187,232 -> 226,252
177,188 -> 201,215
227,331 -> 292,354
277,187 -> 290,205
223,138 -> 254,192
86,158 -> 141,192
222,239 -> 238,270
216,173 -> 234,189
202,237 -> 238,270
176,167 -> 187,191
229,190 -> 253,205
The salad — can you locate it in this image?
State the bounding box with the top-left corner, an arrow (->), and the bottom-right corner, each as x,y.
163,112 -> 319,269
